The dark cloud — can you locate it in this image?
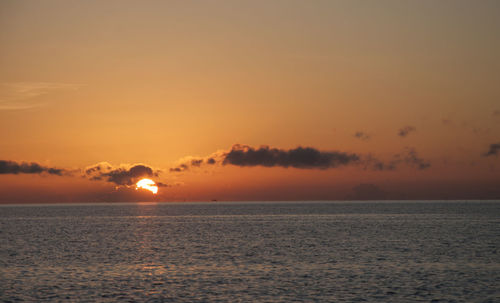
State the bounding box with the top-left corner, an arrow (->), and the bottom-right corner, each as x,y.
1,160 -> 165,187
0,160 -> 67,176
223,144 -> 360,169
493,110 -> 500,117
398,126 -> 416,137
170,144 -> 432,172
169,145 -> 360,171
483,143 -> 500,157
84,162 -> 160,185
353,131 -> 371,141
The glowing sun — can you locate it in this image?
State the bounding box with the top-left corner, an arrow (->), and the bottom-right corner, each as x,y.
136,178 -> 158,194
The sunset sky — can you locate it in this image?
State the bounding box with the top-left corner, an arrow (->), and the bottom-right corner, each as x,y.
1,0 -> 499,203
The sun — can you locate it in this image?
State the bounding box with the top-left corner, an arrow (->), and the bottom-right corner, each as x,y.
136,178 -> 158,194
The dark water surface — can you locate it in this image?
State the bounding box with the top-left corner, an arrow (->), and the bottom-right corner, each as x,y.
1,201 -> 499,302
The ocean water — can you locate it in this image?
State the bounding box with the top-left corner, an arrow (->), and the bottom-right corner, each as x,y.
1,201 -> 499,302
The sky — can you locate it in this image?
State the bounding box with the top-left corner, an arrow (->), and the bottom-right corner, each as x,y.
1,0 -> 499,203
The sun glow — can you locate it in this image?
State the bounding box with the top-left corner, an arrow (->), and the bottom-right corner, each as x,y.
136,178 -> 158,194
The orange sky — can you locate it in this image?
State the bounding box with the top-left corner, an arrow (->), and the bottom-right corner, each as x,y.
1,0 -> 499,203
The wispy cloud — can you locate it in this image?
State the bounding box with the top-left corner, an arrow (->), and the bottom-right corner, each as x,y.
169,153 -> 223,172
401,147 -> 431,169
0,82 -> 82,110
398,126 -> 416,137
362,147 -> 430,171
483,143 -> 500,157
353,131 -> 371,141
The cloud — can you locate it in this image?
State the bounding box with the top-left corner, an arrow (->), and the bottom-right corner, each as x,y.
0,160 -> 68,176
401,147 -> 431,169
170,144 -> 432,172
362,147 -> 430,170
353,131 -> 371,141
84,162 -> 160,185
170,154 -> 223,172
170,144 -> 360,171
0,159 -> 166,185
223,144 -> 360,169
398,126 -> 416,137
170,163 -> 189,172
483,143 -> 500,157
493,110 -> 500,117
362,155 -> 398,171
169,159 -> 205,172
0,82 -> 82,110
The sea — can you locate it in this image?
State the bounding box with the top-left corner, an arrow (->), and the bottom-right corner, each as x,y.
1,201 -> 499,302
